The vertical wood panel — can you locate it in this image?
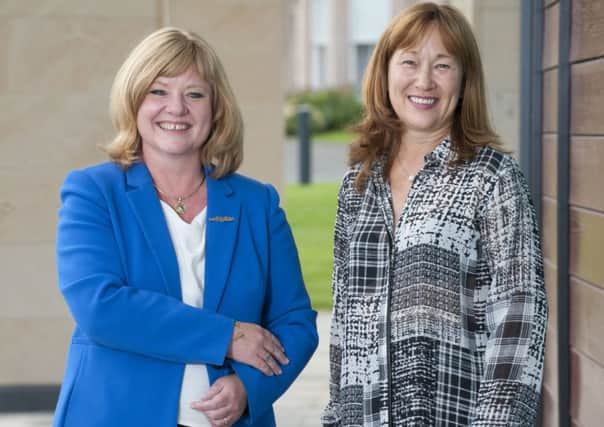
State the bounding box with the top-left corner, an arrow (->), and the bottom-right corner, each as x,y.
570,277 -> 604,363
570,137 -> 604,211
543,134 -> 558,198
555,0 -> 572,425
545,261 -> 558,333
569,208 -> 604,289
544,325 -> 559,408
570,59 -> 604,135
570,350 -> 604,426
544,261 -> 559,418
543,2 -> 560,68
570,0 -> 604,61
542,384 -> 560,427
542,197 -> 558,264
543,69 -> 558,132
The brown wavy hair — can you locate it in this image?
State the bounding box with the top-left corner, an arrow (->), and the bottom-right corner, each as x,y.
351,2 -> 500,191
104,27 -> 243,178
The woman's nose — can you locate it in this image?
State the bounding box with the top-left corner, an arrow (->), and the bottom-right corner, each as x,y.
166,94 -> 188,115
415,65 -> 435,90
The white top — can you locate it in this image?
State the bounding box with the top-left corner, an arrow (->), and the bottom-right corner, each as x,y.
160,201 -> 211,427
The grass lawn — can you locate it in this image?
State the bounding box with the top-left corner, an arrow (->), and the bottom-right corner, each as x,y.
313,129 -> 355,144
283,182 -> 340,311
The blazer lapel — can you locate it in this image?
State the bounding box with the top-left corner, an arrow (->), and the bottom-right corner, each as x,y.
204,174 -> 240,311
125,163 -> 181,299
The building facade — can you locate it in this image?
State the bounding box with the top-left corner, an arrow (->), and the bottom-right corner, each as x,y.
522,0 -> 604,426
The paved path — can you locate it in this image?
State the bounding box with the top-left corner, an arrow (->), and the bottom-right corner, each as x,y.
0,414 -> 51,427
284,139 -> 348,184
274,311 -> 330,426
0,312 -> 332,427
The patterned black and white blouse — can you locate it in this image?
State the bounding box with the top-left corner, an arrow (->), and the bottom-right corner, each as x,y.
321,138 -> 547,426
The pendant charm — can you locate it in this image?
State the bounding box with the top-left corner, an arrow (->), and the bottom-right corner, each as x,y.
175,198 -> 186,215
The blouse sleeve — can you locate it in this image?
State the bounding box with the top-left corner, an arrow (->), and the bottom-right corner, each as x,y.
472,159 -> 548,426
321,174 -> 353,427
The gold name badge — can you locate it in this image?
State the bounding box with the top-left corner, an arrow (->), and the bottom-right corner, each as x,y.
209,216 -> 235,222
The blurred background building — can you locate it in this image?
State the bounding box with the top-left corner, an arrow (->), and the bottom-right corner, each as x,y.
1,1 -> 603,426
285,0 -> 521,154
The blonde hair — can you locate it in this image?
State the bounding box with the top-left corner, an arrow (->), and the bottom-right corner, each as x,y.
104,27 -> 243,178
351,2 -> 500,190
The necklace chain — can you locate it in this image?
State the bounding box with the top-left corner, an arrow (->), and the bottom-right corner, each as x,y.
396,153 -> 417,182
154,174 -> 205,215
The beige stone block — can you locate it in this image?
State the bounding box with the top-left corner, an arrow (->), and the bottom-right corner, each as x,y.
239,103 -> 284,191
0,316 -> 72,384
0,0 -> 157,18
0,168 -> 63,243
472,0 -> 520,156
489,89 -> 519,156
169,1 -> 282,95
229,54 -> 282,103
477,9 -> 520,91
170,0 -> 284,189
0,18 -> 9,91
0,242 -> 67,318
0,96 -> 110,247
0,93 -> 110,172
2,16 -> 155,93
170,0 -> 282,48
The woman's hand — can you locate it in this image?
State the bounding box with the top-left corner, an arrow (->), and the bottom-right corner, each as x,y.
191,374 -> 247,427
227,321 -> 289,376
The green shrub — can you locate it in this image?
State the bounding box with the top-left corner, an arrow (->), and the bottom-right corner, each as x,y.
284,102 -> 326,135
284,87 -> 362,136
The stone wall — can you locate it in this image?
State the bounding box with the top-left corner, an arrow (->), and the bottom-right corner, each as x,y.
0,0 -> 284,392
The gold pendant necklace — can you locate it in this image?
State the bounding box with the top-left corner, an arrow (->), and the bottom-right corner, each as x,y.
154,175 -> 205,215
175,197 -> 187,215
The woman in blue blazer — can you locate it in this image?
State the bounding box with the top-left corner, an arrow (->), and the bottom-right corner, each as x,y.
54,28 -> 318,427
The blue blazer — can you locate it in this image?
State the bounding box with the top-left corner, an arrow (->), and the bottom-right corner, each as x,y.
53,162 -> 318,427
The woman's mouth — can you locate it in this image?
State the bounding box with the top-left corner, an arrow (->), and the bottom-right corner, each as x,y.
157,122 -> 191,130
408,96 -> 437,106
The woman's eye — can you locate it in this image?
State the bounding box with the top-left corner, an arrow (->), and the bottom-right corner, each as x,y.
436,63 -> 451,70
187,92 -> 205,99
149,89 -> 167,96
401,60 -> 415,66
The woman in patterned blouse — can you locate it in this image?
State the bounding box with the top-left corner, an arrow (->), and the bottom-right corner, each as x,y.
321,3 -> 547,426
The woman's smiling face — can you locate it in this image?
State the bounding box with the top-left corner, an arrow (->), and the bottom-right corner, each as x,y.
387,27 -> 463,139
137,67 -> 213,161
